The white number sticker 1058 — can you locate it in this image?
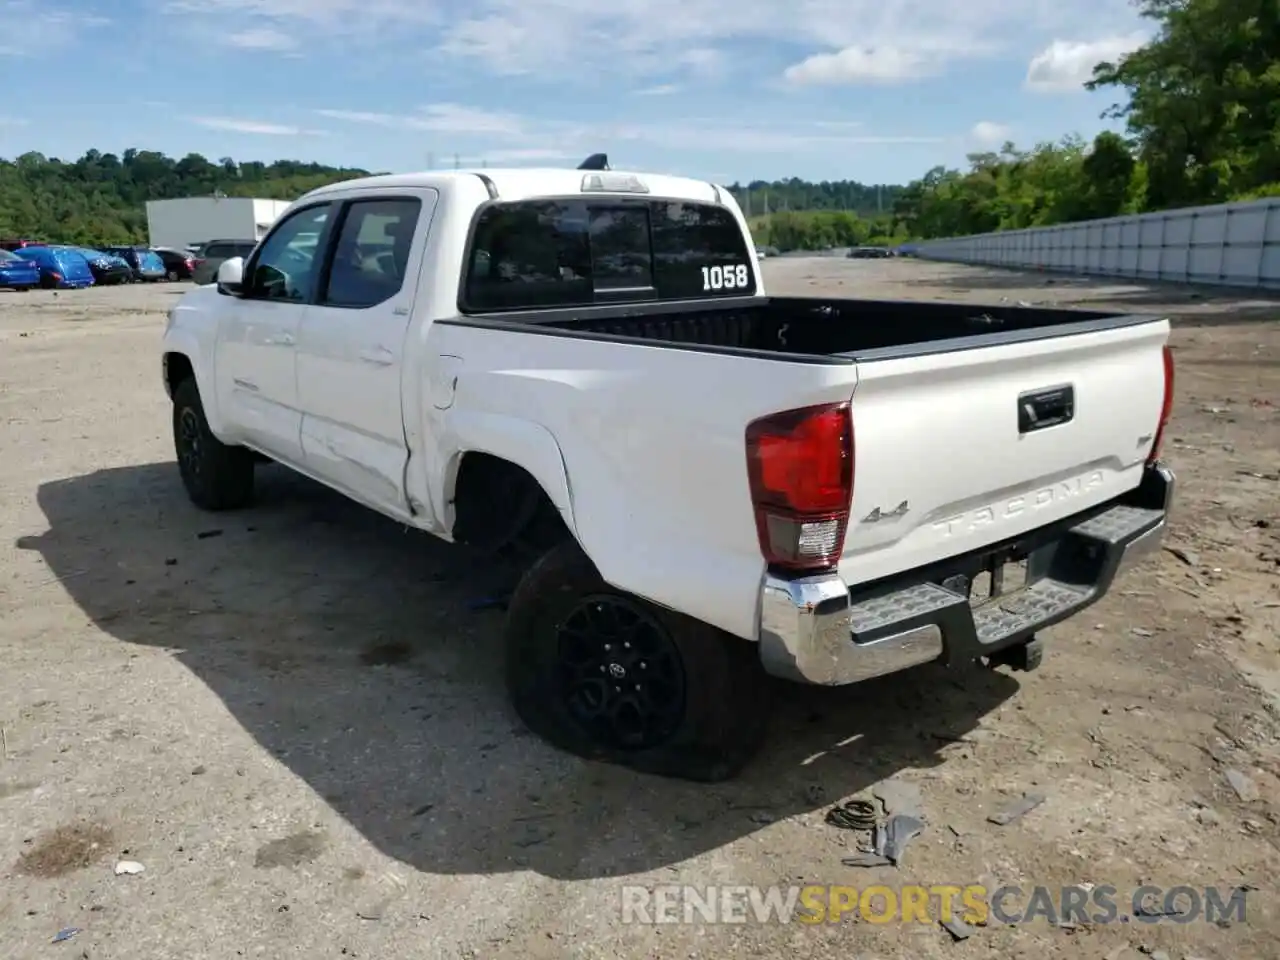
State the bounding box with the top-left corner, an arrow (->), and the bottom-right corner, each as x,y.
701,264 -> 750,292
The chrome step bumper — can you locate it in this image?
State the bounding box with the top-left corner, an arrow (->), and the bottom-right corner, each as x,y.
758,463 -> 1174,686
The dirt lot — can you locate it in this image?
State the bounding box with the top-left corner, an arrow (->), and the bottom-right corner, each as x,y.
1,262 -> 1277,960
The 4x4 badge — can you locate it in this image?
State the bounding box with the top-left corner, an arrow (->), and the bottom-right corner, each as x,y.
862,500 -> 909,522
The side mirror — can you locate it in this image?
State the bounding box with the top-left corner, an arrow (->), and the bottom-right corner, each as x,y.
216,256 -> 245,295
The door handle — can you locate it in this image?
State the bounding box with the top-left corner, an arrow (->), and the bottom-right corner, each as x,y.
358,346 -> 395,366
263,333 -> 295,346
1018,385 -> 1075,433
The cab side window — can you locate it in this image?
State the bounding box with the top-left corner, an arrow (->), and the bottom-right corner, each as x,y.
244,204 -> 332,302
320,198 -> 421,309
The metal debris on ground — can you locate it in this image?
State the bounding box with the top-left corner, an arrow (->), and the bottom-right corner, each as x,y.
1164,546 -> 1200,567
841,852 -> 893,868
986,792 -> 1047,826
825,798 -> 880,831
940,917 -> 974,940
1225,768 -> 1259,802
51,927 -> 80,943
840,811 -> 927,868
876,814 -> 925,865
113,860 -> 145,875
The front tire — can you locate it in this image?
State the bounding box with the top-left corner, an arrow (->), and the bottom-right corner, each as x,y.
172,377 -> 255,511
505,540 -> 773,782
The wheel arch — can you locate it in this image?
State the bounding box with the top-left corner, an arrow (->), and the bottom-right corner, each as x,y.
440,411 -> 578,555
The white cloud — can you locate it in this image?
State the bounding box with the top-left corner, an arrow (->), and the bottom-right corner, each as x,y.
677,46 -> 726,78
1025,32 -> 1147,92
162,0 -> 439,28
224,26 -> 297,50
161,0 -> 441,49
317,102 -> 941,156
315,104 -> 525,136
432,0 -> 1144,83
188,116 -> 327,136
783,46 -> 926,85
634,84 -> 681,96
0,0 -> 107,56
970,121 -> 1011,147
455,148 -> 579,165
153,0 -> 1147,90
416,103 -> 526,136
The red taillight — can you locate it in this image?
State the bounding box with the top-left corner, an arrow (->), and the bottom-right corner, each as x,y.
1148,344 -> 1175,462
745,401 -> 854,571
50,271 -> 62,281
185,258 -> 196,270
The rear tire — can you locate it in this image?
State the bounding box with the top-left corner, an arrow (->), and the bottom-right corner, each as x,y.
166,269 -> 179,281
172,377 -> 255,511
505,540 -> 773,782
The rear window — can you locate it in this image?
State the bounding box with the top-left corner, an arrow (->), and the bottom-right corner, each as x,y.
462,199 -> 756,312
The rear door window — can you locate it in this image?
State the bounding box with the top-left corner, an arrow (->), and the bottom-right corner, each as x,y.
462,198 -> 755,312
319,197 -> 421,309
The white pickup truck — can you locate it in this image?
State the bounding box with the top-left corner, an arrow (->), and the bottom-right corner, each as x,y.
160,157 -> 1176,781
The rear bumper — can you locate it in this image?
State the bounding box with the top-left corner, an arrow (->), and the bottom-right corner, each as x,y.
758,462 -> 1175,685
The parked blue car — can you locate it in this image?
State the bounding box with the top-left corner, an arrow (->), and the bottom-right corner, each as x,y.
0,249 -> 41,290
15,246 -> 96,289
74,247 -> 133,285
103,246 -> 167,282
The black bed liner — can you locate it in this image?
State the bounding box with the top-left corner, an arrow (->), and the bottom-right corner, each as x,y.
439,295 -> 1158,364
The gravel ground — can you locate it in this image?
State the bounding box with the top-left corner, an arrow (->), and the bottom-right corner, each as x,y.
1,262 -> 1278,960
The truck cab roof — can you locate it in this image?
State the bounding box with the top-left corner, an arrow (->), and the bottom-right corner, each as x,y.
301,167 -> 725,206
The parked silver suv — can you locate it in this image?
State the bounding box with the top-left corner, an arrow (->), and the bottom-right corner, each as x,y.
192,239 -> 258,285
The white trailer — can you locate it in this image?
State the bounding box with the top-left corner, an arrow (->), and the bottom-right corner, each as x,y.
145,197 -> 293,251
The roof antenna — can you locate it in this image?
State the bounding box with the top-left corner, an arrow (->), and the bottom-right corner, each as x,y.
577,153 -> 610,171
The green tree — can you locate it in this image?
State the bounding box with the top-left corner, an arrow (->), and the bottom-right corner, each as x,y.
1087,0 -> 1280,208
0,148 -> 373,245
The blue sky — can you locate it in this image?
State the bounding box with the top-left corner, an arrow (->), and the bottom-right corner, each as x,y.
0,0 -> 1154,185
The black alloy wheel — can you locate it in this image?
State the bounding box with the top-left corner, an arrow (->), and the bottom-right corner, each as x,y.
555,594 -> 687,751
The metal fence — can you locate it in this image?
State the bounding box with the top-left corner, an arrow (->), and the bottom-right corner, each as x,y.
914,197 -> 1280,290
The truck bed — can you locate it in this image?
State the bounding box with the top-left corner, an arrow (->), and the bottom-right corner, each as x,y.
447,296 -> 1146,361
433,290 -> 1170,635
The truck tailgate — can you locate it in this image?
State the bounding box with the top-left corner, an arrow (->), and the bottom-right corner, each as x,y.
839,317 -> 1171,586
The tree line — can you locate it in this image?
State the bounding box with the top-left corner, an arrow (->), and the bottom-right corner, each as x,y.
0,149 -> 372,245
1,0 -> 1273,250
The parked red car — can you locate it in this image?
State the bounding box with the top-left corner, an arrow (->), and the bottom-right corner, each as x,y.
0,238 -> 48,251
